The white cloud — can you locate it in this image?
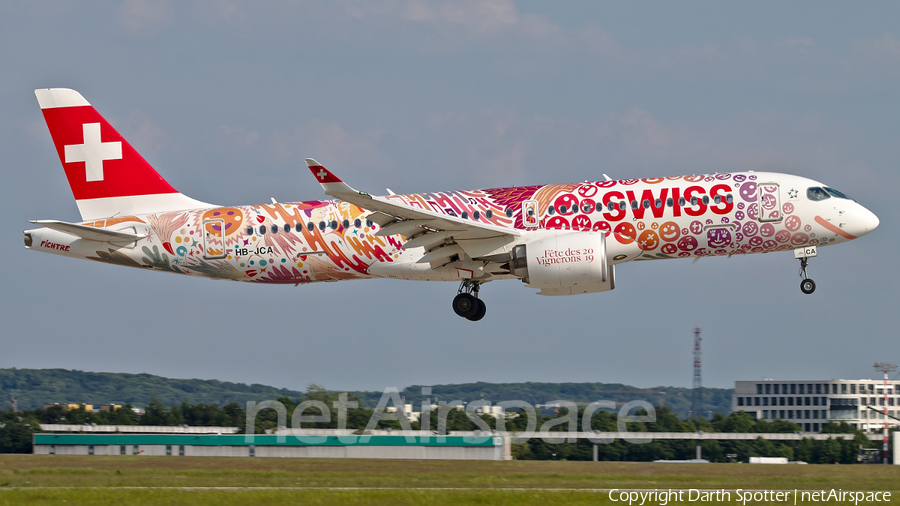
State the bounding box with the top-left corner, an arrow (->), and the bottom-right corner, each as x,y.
271,120 -> 392,171
115,0 -> 172,36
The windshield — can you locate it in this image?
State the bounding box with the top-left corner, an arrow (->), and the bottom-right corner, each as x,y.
824,187 -> 853,201
807,187 -> 830,201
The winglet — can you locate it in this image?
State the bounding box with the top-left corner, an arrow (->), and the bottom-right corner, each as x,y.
305,158 -> 343,184
304,159 -> 366,202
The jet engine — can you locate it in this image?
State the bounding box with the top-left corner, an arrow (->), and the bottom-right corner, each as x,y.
509,232 -> 615,295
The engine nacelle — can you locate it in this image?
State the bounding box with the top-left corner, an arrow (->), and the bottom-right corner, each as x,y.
509,232 -> 615,295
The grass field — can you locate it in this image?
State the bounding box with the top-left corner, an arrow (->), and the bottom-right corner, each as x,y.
0,455 -> 898,505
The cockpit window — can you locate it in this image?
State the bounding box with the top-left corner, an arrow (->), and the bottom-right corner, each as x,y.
807,187 -> 830,201
824,187 -> 853,201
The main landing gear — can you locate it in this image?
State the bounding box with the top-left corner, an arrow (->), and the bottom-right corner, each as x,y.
796,247 -> 817,294
453,279 -> 486,321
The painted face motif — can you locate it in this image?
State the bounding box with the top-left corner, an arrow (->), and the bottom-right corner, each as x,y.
593,221 -> 612,233
638,230 -> 660,251
715,173 -> 732,180
775,230 -> 791,243
661,243 -> 678,254
641,177 -> 665,184
580,198 -> 596,213
739,182 -> 757,202
202,208 -> 245,237
749,236 -> 763,247
720,217 -> 730,223
742,222 -> 758,236
597,180 -> 617,188
737,202 -> 745,210
707,228 -> 732,248
763,240 -> 777,249
782,202 -> 794,214
689,221 -> 703,235
621,179 -> 639,185
733,174 -> 746,183
677,236 -> 698,251
735,233 -> 743,241
785,215 -> 802,232
659,221 -> 680,242
637,221 -> 646,231
554,194 -> 578,215
614,223 -> 636,244
804,224 -> 812,232
706,219 -> 714,225
545,216 -> 569,229
571,215 -> 592,229
684,175 -> 704,182
791,232 -> 810,246
760,223 -> 775,237
577,184 -> 599,198
760,193 -> 777,211
746,203 -> 759,220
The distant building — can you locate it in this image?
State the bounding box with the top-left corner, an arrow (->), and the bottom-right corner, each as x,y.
44,403 -> 93,411
732,379 -> 900,433
99,404 -> 122,412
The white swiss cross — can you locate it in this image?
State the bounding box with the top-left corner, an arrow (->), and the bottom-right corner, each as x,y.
64,123 -> 122,182
317,168 -> 328,181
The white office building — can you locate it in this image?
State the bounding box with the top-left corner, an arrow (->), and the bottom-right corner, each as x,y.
732,379 -> 900,433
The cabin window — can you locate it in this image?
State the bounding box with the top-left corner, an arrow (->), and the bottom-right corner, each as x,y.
679,197 -> 686,207
330,220 -> 338,229
559,205 -> 568,214
702,196 -> 709,205
342,220 -> 350,229
295,223 -> 303,232
461,211 -> 468,219
666,198 -> 674,207
690,197 -> 698,206
618,201 -> 626,211
307,222 -> 315,231
654,199 -> 662,208
318,221 -> 326,231
630,200 -> 638,210
473,211 -> 480,220
607,202 -> 615,211
642,199 -> 650,209
714,195 -> 721,205
807,187 -> 830,201
259,226 -> 266,235
270,225 -> 278,234
366,220 -> 374,227
547,206 -> 556,216
505,208 -> 513,218
354,218 -> 362,228
726,194 -> 734,203
581,202 -> 593,213
486,209 -> 493,219
246,227 -> 254,235
284,224 -> 291,233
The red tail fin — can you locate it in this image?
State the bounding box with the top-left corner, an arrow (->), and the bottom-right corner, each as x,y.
35,88 -> 212,221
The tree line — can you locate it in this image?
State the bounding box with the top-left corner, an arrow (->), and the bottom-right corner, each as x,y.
0,385 -> 878,463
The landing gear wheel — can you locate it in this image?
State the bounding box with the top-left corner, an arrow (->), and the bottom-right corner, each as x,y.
453,293 -> 478,318
467,299 -> 487,321
800,279 -> 816,294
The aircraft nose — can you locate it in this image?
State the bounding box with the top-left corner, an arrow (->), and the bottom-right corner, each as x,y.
851,205 -> 879,238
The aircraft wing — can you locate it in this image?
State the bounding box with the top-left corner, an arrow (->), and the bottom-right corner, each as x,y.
29,220 -> 144,243
305,159 -> 520,264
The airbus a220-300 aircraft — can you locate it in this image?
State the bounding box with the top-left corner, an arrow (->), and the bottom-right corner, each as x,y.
25,89 -> 879,321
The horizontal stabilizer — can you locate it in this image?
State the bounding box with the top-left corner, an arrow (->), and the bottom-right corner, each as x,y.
29,220 -> 143,243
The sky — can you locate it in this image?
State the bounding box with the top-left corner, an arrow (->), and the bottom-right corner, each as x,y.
1,1 -> 899,396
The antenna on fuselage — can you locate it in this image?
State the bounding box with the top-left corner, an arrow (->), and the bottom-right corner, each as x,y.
602,174 -> 612,181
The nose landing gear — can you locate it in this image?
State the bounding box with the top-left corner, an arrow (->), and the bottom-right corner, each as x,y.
795,246 -> 817,294
453,279 -> 486,321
